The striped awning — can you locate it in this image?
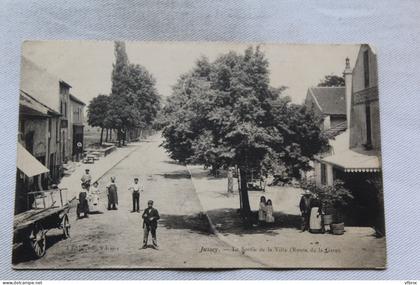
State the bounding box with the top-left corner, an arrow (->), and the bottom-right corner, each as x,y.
321,149 -> 381,173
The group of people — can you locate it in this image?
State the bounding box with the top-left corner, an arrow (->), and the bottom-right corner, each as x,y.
299,190 -> 324,233
258,196 -> 275,224
78,168 -> 161,249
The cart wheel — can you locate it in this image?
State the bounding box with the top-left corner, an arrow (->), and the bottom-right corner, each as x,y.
62,214 -> 71,239
29,223 -> 46,258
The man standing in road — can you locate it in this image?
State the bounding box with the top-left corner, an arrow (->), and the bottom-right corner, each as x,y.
81,169 -> 92,191
142,200 -> 160,249
129,177 -> 143,212
299,190 -> 312,232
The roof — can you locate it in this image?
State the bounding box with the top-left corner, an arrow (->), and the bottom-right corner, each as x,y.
17,143 -> 49,177
324,120 -> 347,139
59,80 -> 72,88
69,94 -> 86,106
20,56 -> 62,113
321,148 -> 381,173
19,90 -> 61,117
308,87 -> 346,116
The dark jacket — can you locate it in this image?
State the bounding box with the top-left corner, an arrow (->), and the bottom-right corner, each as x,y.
299,195 -> 312,214
142,207 -> 160,228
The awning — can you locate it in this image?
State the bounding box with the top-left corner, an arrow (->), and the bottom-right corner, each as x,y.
17,143 -> 49,177
321,149 -> 381,173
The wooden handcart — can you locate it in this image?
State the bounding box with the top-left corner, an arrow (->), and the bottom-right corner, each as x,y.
13,187 -> 71,258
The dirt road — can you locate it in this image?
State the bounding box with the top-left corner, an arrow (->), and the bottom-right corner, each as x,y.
13,135 -> 261,268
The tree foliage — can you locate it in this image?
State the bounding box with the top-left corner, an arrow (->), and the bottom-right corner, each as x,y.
107,41 -> 161,145
87,94 -> 110,129
317,74 -> 345,87
87,94 -> 110,144
159,46 -> 328,215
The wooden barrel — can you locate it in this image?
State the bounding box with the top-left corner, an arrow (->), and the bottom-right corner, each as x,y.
331,222 -> 345,235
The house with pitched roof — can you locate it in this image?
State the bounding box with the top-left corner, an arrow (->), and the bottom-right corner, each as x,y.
16,57 -> 83,213
305,86 -> 347,137
314,45 -> 384,234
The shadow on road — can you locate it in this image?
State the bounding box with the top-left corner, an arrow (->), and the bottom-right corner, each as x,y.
159,213 -> 214,235
162,160 -> 184,166
12,233 -> 65,265
155,170 -> 191,180
205,208 -> 302,236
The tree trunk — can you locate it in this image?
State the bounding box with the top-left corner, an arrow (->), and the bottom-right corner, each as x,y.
105,128 -> 109,142
117,129 -> 121,147
239,168 -> 251,217
100,128 -> 104,145
122,129 -> 126,146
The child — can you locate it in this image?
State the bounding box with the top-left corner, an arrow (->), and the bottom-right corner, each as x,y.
89,181 -> 101,213
265,199 -> 275,224
258,196 -> 267,224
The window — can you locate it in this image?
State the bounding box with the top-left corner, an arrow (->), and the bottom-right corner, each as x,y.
64,102 -> 67,117
365,103 -> 372,149
363,50 -> 370,88
321,163 -> 327,185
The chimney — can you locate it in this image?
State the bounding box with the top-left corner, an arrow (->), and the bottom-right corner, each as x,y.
343,57 -> 352,131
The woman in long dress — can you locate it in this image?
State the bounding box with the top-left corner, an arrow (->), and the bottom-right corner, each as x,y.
106,177 -> 118,210
265,199 -> 275,224
77,184 -> 89,219
309,197 -> 324,233
258,196 -> 267,224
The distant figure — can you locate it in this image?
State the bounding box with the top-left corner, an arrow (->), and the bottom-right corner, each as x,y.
265,199 -> 275,224
106,177 -> 118,210
227,167 -> 234,194
129,177 -> 143,212
81,169 -> 92,191
142,200 -> 160,249
258,196 -> 267,224
299,190 -> 312,232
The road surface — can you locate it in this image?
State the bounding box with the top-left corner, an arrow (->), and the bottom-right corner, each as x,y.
13,135 -> 261,268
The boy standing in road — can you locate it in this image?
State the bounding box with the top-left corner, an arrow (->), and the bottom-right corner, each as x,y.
142,200 -> 160,249
129,177 -> 143,212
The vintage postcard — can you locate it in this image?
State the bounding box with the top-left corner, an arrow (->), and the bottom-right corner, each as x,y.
12,41 -> 386,269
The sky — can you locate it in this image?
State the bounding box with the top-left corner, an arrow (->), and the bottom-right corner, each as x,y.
22,41 -> 359,105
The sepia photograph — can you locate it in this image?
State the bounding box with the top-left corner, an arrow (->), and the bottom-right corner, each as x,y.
12,41 -> 386,269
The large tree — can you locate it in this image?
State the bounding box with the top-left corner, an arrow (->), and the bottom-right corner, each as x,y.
87,94 -> 110,145
108,41 -> 161,145
160,47 -> 328,218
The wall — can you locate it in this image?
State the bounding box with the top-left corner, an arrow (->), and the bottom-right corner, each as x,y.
330,116 -> 346,128
350,45 -> 381,150
69,99 -> 85,159
59,83 -> 71,163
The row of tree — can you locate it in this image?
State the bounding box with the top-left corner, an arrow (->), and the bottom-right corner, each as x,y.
157,46 -> 329,218
87,42 -> 161,146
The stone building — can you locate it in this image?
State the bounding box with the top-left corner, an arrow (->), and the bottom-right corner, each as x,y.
69,94 -> 86,161
15,57 -> 78,213
314,45 -> 384,233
